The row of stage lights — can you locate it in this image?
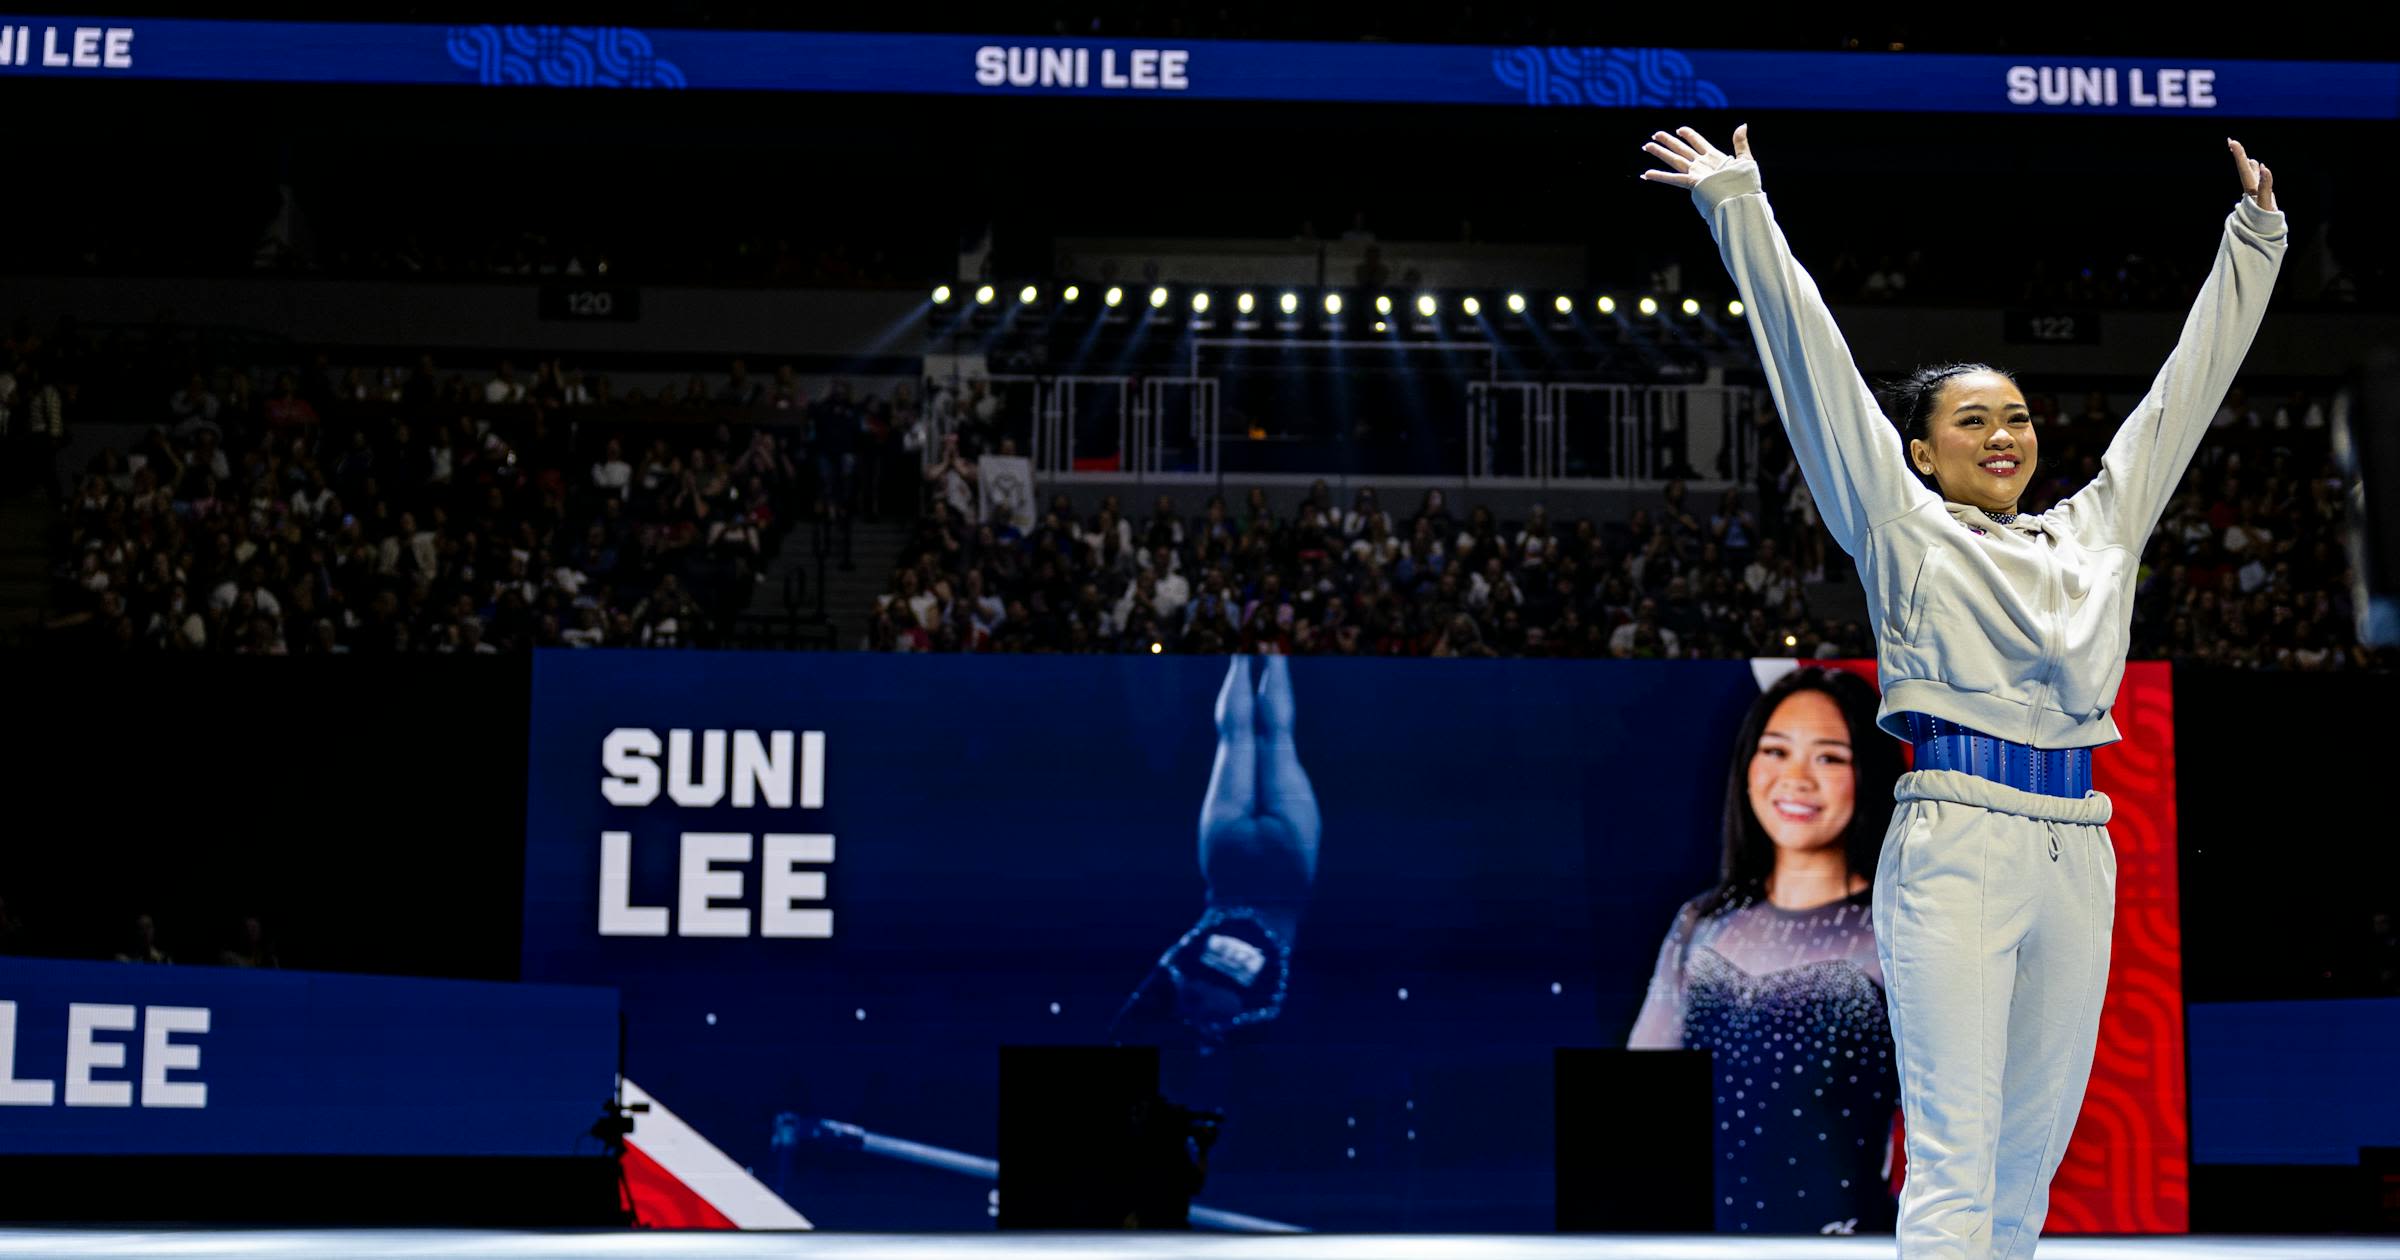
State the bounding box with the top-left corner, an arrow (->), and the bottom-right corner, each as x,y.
930,283 -> 1743,327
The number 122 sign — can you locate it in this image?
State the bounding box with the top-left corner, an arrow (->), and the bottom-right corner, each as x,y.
2005,309 -> 2100,345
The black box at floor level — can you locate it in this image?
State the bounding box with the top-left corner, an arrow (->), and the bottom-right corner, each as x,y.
1555,1047 -> 1713,1232
1000,1044 -> 1217,1230
2367,1147 -> 2400,1230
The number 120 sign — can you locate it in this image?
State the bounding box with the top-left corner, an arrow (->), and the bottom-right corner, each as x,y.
540,285 -> 641,322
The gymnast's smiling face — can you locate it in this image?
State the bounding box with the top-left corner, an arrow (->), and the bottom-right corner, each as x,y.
1745,690 -> 1856,855
1910,370 -> 2039,515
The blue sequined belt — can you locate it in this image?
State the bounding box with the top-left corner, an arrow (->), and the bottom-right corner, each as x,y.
1902,713 -> 2092,799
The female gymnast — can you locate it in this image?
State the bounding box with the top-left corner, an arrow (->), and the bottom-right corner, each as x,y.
1640,124 -> 2284,1257
1111,654 -> 1320,1049
1630,665 -> 1905,1236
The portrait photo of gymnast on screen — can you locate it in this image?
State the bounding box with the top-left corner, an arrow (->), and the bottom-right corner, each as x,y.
1627,666 -> 1905,1236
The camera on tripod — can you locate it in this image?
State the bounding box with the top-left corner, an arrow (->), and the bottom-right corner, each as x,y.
590,1097 -> 650,1149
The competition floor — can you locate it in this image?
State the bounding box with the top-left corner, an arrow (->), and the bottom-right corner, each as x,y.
3,1232 -> 2398,1259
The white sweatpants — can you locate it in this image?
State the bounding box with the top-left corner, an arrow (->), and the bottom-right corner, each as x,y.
1871,768 -> 2118,1260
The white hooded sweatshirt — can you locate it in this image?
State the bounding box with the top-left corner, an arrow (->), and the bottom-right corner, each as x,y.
1692,158 -> 2286,748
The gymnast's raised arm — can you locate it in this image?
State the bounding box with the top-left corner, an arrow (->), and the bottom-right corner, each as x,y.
2050,140 -> 2286,552
1642,125 -> 1936,557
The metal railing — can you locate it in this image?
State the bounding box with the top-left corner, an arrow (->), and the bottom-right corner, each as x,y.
1032,374 -> 1130,475
995,369 -> 1756,489
1015,374 -> 1217,479
1467,381 -> 1760,488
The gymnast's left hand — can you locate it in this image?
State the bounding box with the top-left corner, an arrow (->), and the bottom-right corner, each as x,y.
2228,138 -> 2276,212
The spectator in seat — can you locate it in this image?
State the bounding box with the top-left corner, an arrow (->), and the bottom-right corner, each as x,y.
767,363 -> 806,416
1430,612 -> 1495,659
169,373 -> 221,436
1344,485 -> 1391,541
720,358 -> 762,409
2211,385 -> 2260,430
1411,487 -> 1456,537
217,916 -> 279,969
116,913 -> 171,965
1710,488 -> 1757,562
262,373 -> 319,434
1609,598 -> 1681,659
592,437 -> 632,499
926,433 -> 976,520
481,361 -> 525,405
1143,494 -> 1186,551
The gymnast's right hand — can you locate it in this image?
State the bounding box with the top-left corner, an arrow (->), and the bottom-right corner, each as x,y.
1639,124 -> 1751,190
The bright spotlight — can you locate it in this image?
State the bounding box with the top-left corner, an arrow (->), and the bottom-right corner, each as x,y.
1375,294 -> 1393,315
1237,292 -> 1256,315
1191,291 -> 1211,313
1783,634 -> 1798,648
1681,297 -> 1701,316
931,284 -> 952,304
1105,286 -> 1124,307
1373,320 -> 1388,332
1280,292 -> 1300,315
1638,296 -> 1660,316
1063,285 -> 1081,303
974,285 -> 995,306
1324,293 -> 1344,316
1461,296 -> 1481,317
1728,299 -> 1745,317
1597,295 -> 1617,315
1416,294 -> 1437,318
1506,293 -> 1527,314
1020,285 -> 1039,305
1149,286 -> 1170,309
1149,642 -> 1163,655
1553,295 -> 1572,315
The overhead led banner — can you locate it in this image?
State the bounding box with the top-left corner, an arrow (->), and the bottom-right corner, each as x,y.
0,18 -> 2394,119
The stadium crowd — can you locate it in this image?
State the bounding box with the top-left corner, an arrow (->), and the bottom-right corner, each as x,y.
25,341 -> 920,653
8,311 -> 2384,671
879,383 -> 2391,671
